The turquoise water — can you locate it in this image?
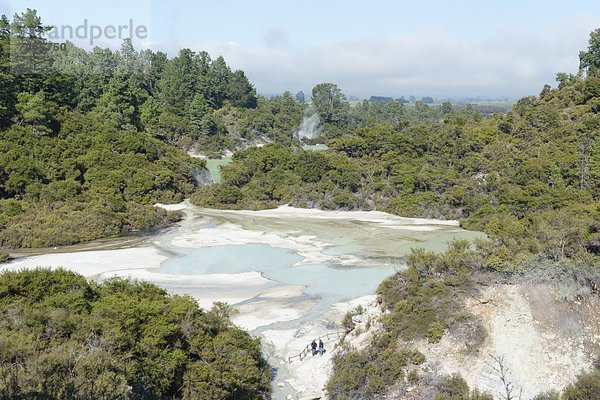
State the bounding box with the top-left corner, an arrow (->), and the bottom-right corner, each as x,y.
158,209 -> 486,305
159,244 -> 301,276
205,157 -> 232,182
287,263 -> 394,298
302,144 -> 329,151
159,243 -> 396,301
155,209 -> 486,400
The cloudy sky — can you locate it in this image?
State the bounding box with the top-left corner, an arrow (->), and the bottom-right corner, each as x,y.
4,0 -> 600,99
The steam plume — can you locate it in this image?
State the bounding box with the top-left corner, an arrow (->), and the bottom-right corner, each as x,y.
297,107 -> 322,140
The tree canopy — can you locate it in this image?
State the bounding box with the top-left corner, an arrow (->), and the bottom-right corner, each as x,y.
323,29 -> 600,399
580,28 -> 600,74
0,9 -> 290,248
192,30 -> 600,272
0,268 -> 271,399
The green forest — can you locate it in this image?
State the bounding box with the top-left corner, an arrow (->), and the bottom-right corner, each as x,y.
0,9 -> 470,251
324,35 -> 600,400
1,7 -> 600,400
0,9 -> 316,250
0,268 -> 271,399
193,68 -> 600,270
191,29 -> 600,399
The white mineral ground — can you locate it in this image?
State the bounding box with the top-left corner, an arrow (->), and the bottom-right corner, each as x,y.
1,201 -> 479,400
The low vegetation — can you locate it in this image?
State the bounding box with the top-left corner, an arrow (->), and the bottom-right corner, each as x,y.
193,31 -> 600,274
325,344 -> 426,400
327,240 -> 488,399
0,268 -> 271,399
435,374 -> 493,400
434,360 -> 600,400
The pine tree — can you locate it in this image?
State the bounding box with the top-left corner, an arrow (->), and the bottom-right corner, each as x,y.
227,70 -> 257,108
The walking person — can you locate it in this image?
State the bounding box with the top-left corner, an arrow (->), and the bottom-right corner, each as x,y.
318,339 -> 325,355
311,339 -> 317,356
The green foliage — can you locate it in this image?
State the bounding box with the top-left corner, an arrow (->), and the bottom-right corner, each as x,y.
561,369 -> 600,400
0,111 -> 203,247
435,374 -> 493,400
94,71 -> 145,129
435,374 -> 471,400
15,91 -> 59,134
580,28 -> 600,75
326,345 -> 424,400
341,304 -> 365,332
151,50 -> 258,150
0,268 -> 270,399
190,143 -> 367,210
240,92 -> 303,145
198,68 -> 600,266
0,10 -> 247,248
329,242 -> 493,399
428,320 -> 446,343
533,361 -> 600,400
311,83 -> 350,137
533,390 -> 561,400
376,242 -> 487,345
407,369 -> 419,383
228,70 -> 258,108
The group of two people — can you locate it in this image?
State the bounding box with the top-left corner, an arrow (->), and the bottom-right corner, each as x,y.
311,339 -> 325,356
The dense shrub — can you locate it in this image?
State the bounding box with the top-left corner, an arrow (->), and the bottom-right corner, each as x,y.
435,374 -> 493,400
0,268 -> 271,399
328,240 -> 496,399
326,345 -> 425,400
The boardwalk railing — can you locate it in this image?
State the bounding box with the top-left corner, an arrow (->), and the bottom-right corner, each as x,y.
288,331 -> 345,363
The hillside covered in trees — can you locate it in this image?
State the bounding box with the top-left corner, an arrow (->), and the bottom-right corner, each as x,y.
0,9 -> 305,249
0,268 -> 271,399
2,6 -> 600,399
338,34 -> 600,399
192,36 -> 600,271
192,30 -> 600,398
0,9 -> 473,251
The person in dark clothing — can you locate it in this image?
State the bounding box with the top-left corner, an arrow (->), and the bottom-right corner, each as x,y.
311,339 -> 317,356
318,339 -> 325,355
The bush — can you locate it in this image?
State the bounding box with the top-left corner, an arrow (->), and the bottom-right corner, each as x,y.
330,242 -> 488,399
428,321 -> 447,343
341,305 -> 364,333
435,374 -> 493,400
533,390 -> 561,400
436,374 -> 470,399
408,369 -> 419,383
562,369 -> 600,400
412,351 -> 426,365
326,345 -> 425,400
0,268 -> 271,399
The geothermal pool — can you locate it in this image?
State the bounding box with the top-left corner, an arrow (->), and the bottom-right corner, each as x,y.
204,156 -> 232,182
1,202 -> 484,399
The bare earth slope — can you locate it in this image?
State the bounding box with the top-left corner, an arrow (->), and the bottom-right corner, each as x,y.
373,283 -> 600,399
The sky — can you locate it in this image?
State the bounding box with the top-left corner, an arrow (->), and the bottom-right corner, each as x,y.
3,0 -> 600,99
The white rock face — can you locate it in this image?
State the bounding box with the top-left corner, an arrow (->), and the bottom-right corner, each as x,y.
414,283 -> 600,398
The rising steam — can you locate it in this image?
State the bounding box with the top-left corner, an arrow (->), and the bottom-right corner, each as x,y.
297,107 -> 322,140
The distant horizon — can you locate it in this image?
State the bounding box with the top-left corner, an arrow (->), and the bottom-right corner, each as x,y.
3,0 -> 600,99
257,91 -> 516,103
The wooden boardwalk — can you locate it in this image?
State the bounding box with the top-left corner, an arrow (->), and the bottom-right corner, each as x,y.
287,331 -> 345,363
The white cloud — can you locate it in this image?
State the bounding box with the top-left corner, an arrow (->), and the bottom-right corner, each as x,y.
262,28 -> 290,48
182,16 -> 600,99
